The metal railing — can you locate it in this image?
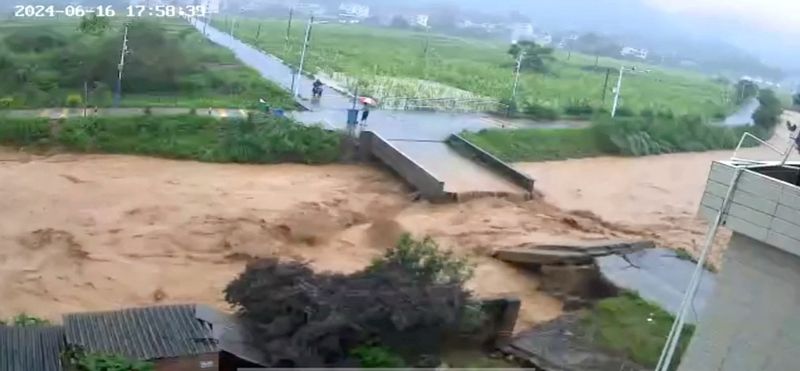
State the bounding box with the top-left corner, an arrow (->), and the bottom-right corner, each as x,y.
376,96 -> 507,114
730,131 -> 798,167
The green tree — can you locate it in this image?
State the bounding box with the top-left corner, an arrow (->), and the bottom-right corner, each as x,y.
752,88 -> 783,129
733,79 -> 759,104
792,92 -> 800,106
508,40 -> 553,73
78,14 -> 111,36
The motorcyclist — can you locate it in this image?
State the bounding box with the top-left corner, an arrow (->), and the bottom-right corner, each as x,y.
312,79 -> 324,97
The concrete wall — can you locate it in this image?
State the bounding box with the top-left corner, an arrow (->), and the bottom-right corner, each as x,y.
359,131 -> 445,200
698,161 -> 800,256
446,134 -> 535,192
678,233 -> 800,371
155,353 -> 219,371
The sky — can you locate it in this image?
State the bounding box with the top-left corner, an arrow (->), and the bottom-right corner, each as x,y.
646,0 -> 800,37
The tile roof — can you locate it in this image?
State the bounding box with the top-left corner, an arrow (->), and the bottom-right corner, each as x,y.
0,325 -> 66,371
64,304 -> 217,361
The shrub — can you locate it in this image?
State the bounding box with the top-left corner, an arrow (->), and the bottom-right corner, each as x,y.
614,106 -> 635,117
350,345 -> 406,368
10,313 -> 50,326
368,234 -> 474,285
564,99 -> 594,117
752,89 -> 783,130
188,108 -> 197,115
0,96 -> 13,108
63,347 -> 154,371
66,94 -> 83,108
224,235 -> 474,367
523,102 -> 560,120
143,107 -> 152,115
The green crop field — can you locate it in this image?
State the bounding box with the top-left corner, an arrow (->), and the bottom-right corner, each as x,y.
0,17 -> 294,109
218,17 -> 734,118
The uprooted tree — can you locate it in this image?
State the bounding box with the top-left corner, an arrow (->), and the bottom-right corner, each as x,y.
224,234 -> 477,367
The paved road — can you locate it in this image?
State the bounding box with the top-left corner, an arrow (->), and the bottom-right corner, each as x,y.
192,19 -> 529,196
721,97 -> 759,126
2,107 -> 250,119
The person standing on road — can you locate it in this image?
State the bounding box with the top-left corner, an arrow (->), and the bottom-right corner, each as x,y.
360,103 -> 371,127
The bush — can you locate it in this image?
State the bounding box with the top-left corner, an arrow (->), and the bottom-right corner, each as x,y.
0,96 -> 13,108
63,347 -> 154,371
10,313 -> 50,326
188,108 -> 197,115
523,102 -> 560,120
614,106 -> 635,117
752,89 -> 783,130
564,99 -> 594,117
368,234 -> 474,285
0,115 -> 341,164
66,94 -> 83,108
143,107 -> 152,115
350,345 -> 406,368
224,235 -> 474,367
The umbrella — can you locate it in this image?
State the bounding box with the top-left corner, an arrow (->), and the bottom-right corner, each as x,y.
359,96 -> 377,106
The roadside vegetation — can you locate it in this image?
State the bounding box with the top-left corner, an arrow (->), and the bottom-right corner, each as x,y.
0,18 -> 294,109
0,115 -> 341,164
465,88 -> 784,162
222,18 -> 733,119
582,292 -> 694,370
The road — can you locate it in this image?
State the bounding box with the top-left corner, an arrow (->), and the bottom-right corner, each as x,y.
720,97 -> 759,126
191,19 -> 530,196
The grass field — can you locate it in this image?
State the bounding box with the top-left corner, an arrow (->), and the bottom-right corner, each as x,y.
582,292 -> 694,369
0,17 -> 294,109
463,115 -> 766,162
218,18 -> 734,118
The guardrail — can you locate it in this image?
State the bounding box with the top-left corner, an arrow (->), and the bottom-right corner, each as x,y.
376,96 -> 507,114
447,134 -> 535,193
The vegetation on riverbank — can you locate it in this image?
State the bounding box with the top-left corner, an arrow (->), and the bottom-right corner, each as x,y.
0,18 -> 294,109
0,115 -> 341,164
464,113 -> 771,162
222,18 -> 733,118
582,292 -> 694,369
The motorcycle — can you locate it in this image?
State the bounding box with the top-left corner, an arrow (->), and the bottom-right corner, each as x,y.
312,85 -> 323,99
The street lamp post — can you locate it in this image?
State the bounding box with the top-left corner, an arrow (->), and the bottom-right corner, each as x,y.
113,24 -> 130,108
511,52 -> 525,103
292,16 -> 314,97
611,65 -> 625,118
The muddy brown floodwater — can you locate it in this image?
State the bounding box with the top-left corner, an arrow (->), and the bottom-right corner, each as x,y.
1,113 -> 797,328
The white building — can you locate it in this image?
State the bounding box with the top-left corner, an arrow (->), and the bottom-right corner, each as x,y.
620,46 -> 648,60
338,2 -> 369,23
415,14 -> 429,28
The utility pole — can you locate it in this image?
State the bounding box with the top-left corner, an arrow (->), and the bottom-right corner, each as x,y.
202,0 -> 210,35
601,68 -> 611,102
293,16 -> 314,97
255,23 -> 262,40
285,7 -> 294,51
229,16 -> 235,37
511,52 -> 524,103
83,81 -> 88,117
611,65 -> 624,117
113,24 -> 130,108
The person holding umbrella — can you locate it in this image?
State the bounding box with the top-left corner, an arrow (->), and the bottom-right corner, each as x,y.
359,96 -> 377,129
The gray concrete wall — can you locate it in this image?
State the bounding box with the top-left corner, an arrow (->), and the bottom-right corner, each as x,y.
698,161 -> 800,256
678,233 -> 800,371
359,131 -> 445,200
446,134 -> 535,192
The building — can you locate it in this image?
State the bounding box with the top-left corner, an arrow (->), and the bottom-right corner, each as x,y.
338,2 -> 369,23
678,160 -> 800,371
620,46 -> 648,60
0,325 -> 66,371
414,14 -> 429,28
64,304 -> 220,371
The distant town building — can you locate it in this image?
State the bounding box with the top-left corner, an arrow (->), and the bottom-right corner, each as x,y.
620,46 -> 648,60
415,14 -> 429,28
295,2 -> 325,16
338,2 -> 369,23
510,23 -> 552,46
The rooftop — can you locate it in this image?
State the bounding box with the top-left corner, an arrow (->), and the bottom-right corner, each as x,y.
0,325 -> 65,371
63,304 -> 218,361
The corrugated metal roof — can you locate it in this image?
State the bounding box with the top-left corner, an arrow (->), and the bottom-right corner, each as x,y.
194,305 -> 267,366
0,325 -> 66,371
63,304 -> 217,361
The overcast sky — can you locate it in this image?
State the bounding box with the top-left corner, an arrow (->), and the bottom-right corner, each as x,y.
646,0 -> 800,37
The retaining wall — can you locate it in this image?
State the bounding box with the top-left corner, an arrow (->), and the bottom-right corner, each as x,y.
446,134 -> 535,193
359,131 -> 445,200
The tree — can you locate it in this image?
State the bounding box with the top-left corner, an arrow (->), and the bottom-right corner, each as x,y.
573,33 -> 621,67
508,41 -> 553,73
389,15 -> 409,29
752,88 -> 783,129
792,92 -> 800,106
733,79 -> 759,104
224,235 -> 474,367
78,14 -> 110,36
